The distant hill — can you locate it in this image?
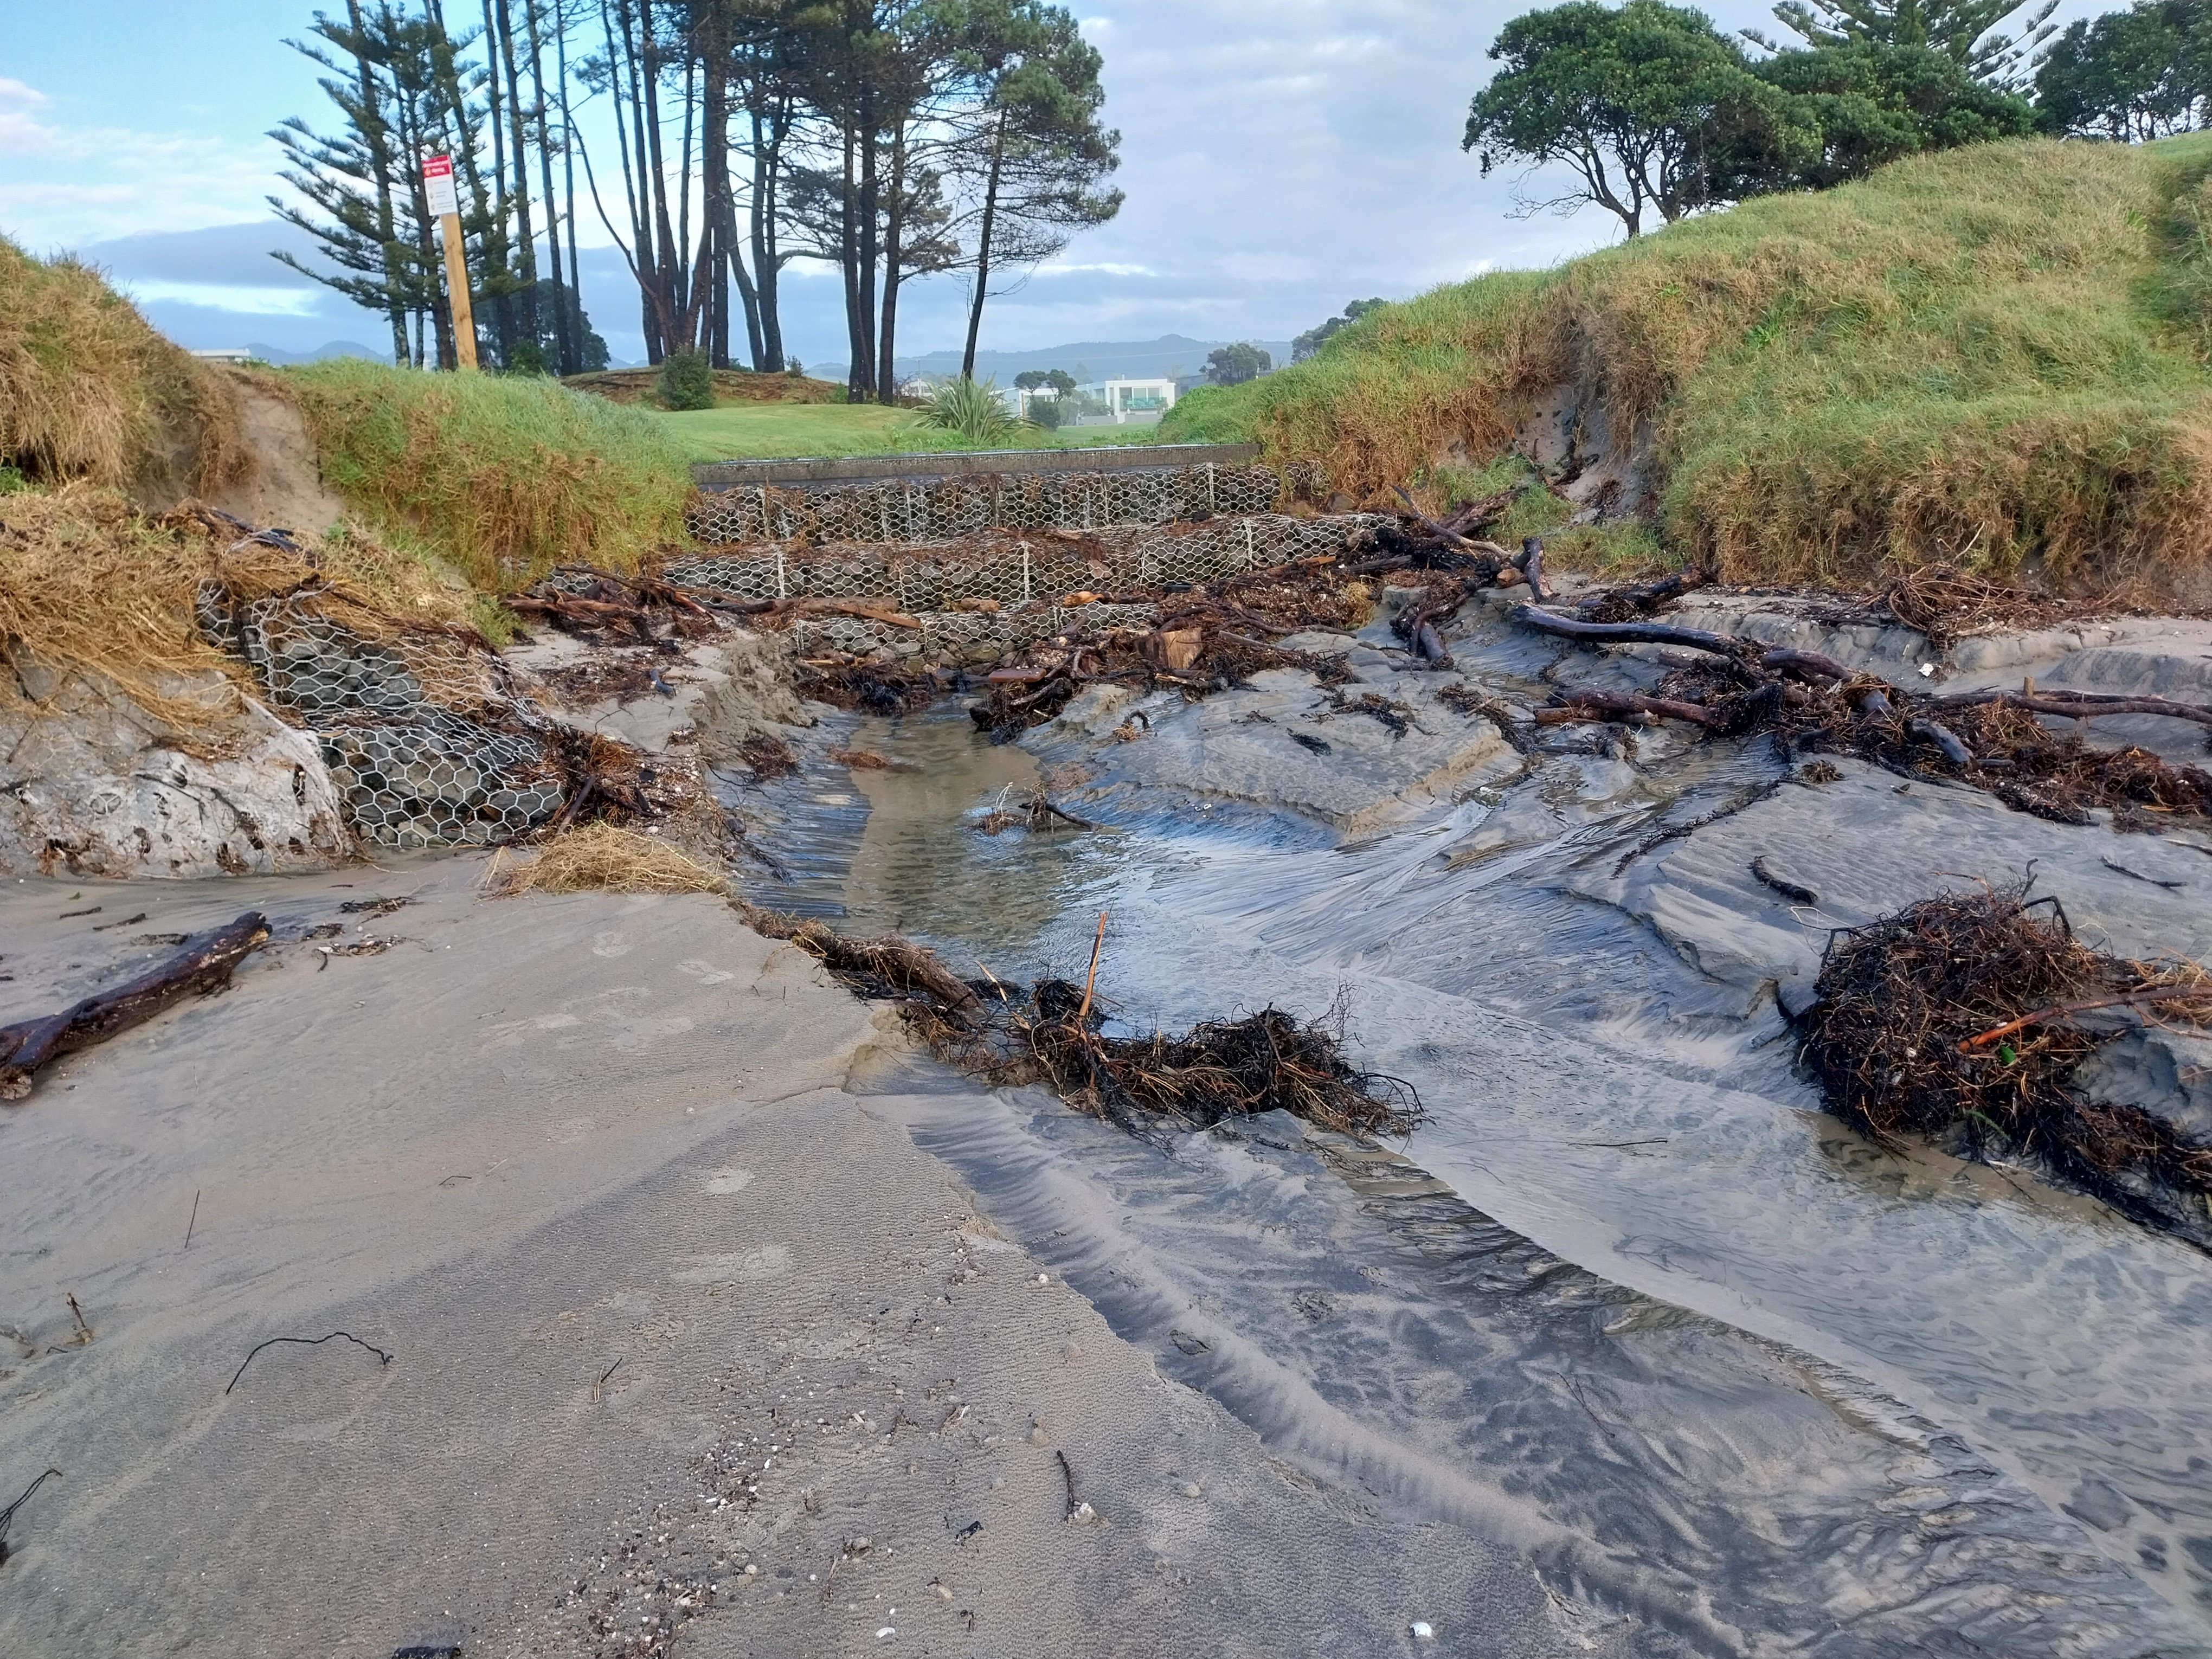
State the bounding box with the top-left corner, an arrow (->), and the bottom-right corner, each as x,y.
246,340 -> 390,365
820,334 -> 1297,387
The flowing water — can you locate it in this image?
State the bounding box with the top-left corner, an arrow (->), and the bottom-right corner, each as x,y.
713,650 -> 2212,1655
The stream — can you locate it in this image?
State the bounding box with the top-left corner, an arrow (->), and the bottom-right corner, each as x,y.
714,622 -> 2212,1655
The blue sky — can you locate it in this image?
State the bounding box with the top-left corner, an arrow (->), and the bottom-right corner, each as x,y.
1,0 -> 2106,366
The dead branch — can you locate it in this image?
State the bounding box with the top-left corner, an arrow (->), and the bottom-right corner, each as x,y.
0,913 -> 270,1100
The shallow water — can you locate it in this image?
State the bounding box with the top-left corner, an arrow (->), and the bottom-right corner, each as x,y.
773,676 -> 2212,1650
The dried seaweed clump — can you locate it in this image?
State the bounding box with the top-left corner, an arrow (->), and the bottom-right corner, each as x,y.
1798,883 -> 2212,1240
485,823 -> 731,897
1014,985 -> 1425,1140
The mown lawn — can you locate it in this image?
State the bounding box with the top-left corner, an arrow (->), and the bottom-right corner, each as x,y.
650,401 -> 1176,461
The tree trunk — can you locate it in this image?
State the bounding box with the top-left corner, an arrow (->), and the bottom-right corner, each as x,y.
477,0 -> 517,361
855,83 -> 879,398
558,10 -> 586,365
346,0 -> 411,366
960,108 -> 1008,381
641,14 -> 687,351
876,118 -> 906,405
840,120 -> 867,398
750,99 -> 786,371
701,10 -> 731,369
524,0 -> 572,372
492,0 -> 540,346
609,0 -> 663,361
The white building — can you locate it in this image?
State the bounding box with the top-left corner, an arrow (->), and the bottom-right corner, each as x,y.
1014,377 -> 1178,424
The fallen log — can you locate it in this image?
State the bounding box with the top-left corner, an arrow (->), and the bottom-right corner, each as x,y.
1932,689 -> 2212,731
1760,647 -> 1854,684
1512,606 -> 1755,658
767,597 -> 923,629
1908,717 -> 1975,767
0,913 -> 271,1100
1538,689 -> 1719,728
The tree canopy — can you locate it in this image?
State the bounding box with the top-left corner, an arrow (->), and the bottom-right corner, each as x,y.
1014,366 -> 1076,393
1754,0 -> 2060,87
1293,298 -> 1386,362
2035,1 -> 2211,140
1205,342 -> 1271,386
1464,1 -> 1812,237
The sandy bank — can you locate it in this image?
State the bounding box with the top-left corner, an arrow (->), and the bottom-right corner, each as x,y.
0,865 -> 1586,1659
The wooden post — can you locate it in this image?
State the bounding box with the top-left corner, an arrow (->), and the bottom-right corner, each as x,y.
421,155 -> 477,370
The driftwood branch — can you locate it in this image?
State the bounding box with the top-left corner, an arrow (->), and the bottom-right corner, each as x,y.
1933,689 -> 2212,730
1,913 -> 269,1101
1512,606 -> 1754,658
1536,689 -> 1718,728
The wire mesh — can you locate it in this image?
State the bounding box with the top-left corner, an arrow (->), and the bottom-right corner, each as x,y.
661,513 -> 1388,612
196,581 -> 567,847
684,462 -> 1304,547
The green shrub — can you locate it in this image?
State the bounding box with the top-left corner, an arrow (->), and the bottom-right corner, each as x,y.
915,376 -> 1021,446
657,348 -> 715,411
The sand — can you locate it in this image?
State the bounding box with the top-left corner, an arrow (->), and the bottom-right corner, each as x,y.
0,864 -> 1584,1659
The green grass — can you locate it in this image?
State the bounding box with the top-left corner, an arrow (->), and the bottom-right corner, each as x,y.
650,402 -> 1183,461
1160,134 -> 2212,600
279,357 -> 693,588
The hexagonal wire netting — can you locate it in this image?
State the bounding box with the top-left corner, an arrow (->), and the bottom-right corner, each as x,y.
654,509 -> 1392,662
681,462 -> 1316,548
196,582 -> 567,847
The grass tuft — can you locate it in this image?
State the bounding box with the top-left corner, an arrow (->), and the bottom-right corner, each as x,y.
0,237 -> 244,498
483,822 -> 731,897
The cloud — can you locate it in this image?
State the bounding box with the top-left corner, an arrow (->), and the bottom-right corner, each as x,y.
0,77 -> 284,248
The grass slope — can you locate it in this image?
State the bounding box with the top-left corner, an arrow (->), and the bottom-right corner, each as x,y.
279,358 -> 693,588
1163,135 -> 2212,599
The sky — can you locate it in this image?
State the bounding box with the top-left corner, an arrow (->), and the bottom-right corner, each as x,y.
0,0 -> 2111,369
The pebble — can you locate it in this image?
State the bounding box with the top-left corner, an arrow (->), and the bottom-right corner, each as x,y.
933,1583 -> 954,1603
1409,1620 -> 1435,1641
1182,1482 -> 1202,1498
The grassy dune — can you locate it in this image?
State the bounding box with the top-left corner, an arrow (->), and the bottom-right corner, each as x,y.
0,237 -> 243,498
281,357 -> 693,588
1164,135 -> 2212,599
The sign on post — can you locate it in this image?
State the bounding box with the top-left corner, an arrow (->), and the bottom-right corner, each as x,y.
421,155 -> 476,370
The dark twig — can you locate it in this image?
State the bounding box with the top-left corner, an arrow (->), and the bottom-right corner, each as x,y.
1056,1449 -> 1080,1520
0,1468 -> 62,1566
225,1332 -> 394,1395
184,1188 -> 199,1250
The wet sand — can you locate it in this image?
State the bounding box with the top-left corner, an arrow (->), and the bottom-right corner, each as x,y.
9,585 -> 2212,1656
0,866 -> 1588,1659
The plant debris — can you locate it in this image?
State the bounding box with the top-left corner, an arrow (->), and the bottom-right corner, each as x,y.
0,912 -> 269,1100
1797,882 -> 2212,1244
1509,599 -> 2212,831
736,732 -> 800,780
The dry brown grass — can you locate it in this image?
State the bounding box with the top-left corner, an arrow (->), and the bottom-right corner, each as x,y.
482,823 -> 731,897
0,237 -> 245,499
0,483 -> 473,728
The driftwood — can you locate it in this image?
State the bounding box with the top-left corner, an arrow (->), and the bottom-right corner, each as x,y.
0,913 -> 270,1100
1537,688 -> 1719,728
1512,605 -> 1754,658
1933,688 -> 2212,731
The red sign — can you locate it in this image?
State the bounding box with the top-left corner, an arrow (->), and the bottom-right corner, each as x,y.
422,155 -> 458,217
